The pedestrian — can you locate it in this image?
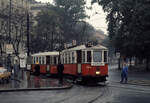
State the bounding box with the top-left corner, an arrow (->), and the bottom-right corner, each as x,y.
57,61 -> 64,85
120,62 -> 128,84
34,64 -> 40,76
13,60 -> 20,79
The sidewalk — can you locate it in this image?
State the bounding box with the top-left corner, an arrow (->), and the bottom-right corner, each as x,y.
0,71 -> 73,92
108,68 -> 150,86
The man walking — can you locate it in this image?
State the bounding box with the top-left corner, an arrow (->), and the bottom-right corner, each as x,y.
120,62 -> 128,83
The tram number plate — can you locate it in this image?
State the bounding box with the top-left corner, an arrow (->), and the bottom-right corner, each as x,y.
91,62 -> 104,66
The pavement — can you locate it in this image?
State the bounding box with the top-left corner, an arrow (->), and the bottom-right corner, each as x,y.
108,64 -> 150,86
0,71 -> 73,92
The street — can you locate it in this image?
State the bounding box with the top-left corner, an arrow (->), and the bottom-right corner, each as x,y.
0,67 -> 150,103
0,82 -> 150,103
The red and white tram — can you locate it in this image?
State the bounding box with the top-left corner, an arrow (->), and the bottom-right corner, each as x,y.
31,52 -> 59,75
60,44 -> 108,83
31,44 -> 108,83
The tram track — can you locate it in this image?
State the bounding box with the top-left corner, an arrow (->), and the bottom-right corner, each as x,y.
108,81 -> 150,94
54,81 -> 150,103
87,86 -> 112,103
54,84 -> 112,103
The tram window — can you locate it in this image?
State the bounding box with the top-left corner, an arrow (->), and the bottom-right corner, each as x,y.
46,56 -> 50,64
50,57 -> 52,64
39,57 -> 41,64
42,57 -> 45,64
72,52 -> 75,63
69,52 -> 71,64
54,57 -> 57,64
63,54 -> 65,64
67,53 -> 69,64
77,50 -> 82,63
33,57 -> 35,64
104,51 -> 108,62
87,51 -> 91,62
82,51 -> 85,63
93,51 -> 102,62
36,57 -> 39,64
65,53 -> 67,64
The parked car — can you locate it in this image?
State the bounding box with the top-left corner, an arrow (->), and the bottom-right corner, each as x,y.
0,66 -> 11,83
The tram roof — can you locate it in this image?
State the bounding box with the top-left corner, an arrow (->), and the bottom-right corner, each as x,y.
31,51 -> 59,56
62,44 -> 108,52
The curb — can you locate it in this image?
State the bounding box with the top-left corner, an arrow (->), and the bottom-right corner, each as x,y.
110,80 -> 150,86
0,84 -> 73,92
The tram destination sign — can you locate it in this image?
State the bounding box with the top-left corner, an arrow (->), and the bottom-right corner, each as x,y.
91,62 -> 105,66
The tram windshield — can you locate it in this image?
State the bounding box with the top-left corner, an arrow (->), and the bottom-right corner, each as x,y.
93,51 -> 102,62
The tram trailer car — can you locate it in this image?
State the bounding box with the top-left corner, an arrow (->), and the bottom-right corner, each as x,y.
60,44 -> 108,83
31,52 -> 60,75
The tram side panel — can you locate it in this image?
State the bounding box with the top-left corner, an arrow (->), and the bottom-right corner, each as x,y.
50,65 -> 57,74
81,64 -> 108,77
31,64 -> 47,74
100,64 -> 108,76
63,64 -> 77,75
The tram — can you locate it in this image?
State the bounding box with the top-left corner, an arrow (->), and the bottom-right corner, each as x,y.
31,44 -> 108,83
60,44 -> 108,83
31,52 -> 59,75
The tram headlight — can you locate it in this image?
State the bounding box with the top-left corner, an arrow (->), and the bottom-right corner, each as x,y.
96,71 -> 100,74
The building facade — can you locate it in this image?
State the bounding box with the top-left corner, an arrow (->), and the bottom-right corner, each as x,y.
0,0 -> 29,65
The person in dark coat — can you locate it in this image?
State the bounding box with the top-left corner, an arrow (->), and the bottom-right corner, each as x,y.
57,61 -> 64,85
34,64 -> 40,76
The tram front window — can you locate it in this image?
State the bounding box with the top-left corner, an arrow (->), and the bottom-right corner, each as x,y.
93,51 -> 102,62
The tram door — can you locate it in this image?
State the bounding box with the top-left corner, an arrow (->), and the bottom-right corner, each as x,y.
77,50 -> 82,74
46,56 -> 50,73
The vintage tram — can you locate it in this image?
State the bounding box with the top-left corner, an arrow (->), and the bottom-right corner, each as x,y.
60,44 -> 108,83
31,44 -> 108,83
31,52 -> 59,75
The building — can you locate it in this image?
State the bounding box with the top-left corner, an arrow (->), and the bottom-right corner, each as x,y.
0,0 -> 29,65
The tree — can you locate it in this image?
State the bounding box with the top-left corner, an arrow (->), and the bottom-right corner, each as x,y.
54,0 -> 87,42
30,7 -> 62,52
92,0 -> 150,70
31,1 -> 92,53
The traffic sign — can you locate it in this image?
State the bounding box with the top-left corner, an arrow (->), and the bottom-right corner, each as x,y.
6,44 -> 14,54
116,52 -> 120,58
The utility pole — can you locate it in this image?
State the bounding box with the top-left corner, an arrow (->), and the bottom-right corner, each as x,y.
9,0 -> 12,43
27,12 -> 30,56
26,0 -> 30,56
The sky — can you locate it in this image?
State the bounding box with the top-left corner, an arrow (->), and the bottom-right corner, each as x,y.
36,0 -> 108,35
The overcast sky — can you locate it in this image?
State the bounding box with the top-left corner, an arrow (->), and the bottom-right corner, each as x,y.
36,0 -> 108,35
